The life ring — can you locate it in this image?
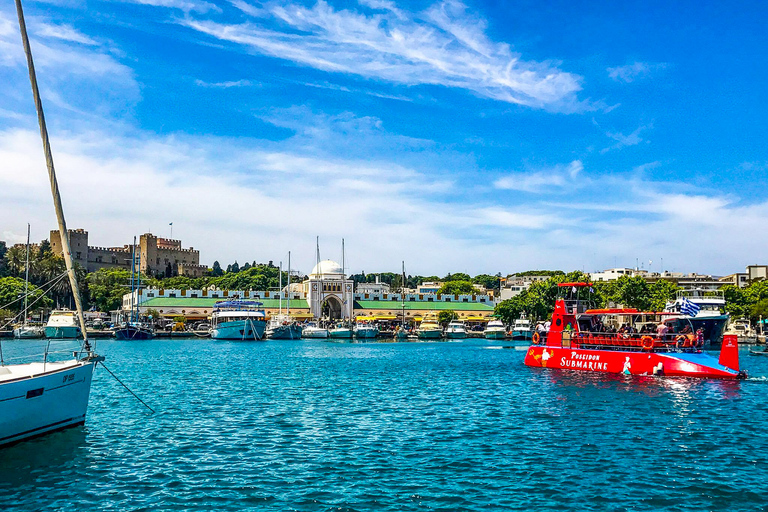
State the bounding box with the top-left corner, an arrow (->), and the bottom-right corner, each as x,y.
641,336 -> 654,350
532,332 -> 541,344
675,335 -> 686,349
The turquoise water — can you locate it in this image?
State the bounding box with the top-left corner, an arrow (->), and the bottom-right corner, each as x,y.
2,338 -> 768,511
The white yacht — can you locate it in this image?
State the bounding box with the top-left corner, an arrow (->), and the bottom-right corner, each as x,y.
444,319 -> 467,339
417,313 -> 443,340
302,322 -> 329,339
354,320 -> 379,339
724,318 -> 758,344
45,309 -> 81,339
511,314 -> 533,341
664,290 -> 729,345
484,318 -> 506,340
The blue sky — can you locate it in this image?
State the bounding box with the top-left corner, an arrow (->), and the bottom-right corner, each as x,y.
1,0 -> 766,276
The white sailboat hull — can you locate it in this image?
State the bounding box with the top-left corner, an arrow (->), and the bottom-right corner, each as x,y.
0,359 -> 98,447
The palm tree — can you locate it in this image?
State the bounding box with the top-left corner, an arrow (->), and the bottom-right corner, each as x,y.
5,245 -> 26,277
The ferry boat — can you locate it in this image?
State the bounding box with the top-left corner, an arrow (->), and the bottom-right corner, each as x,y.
511,314 -> 533,341
444,319 -> 467,339
302,322 -> 329,339
210,301 -> 266,340
664,290 -> 729,346
354,320 -> 379,339
45,309 -> 81,339
266,314 -> 303,340
524,283 -> 746,379
417,313 -> 443,340
484,318 -> 506,340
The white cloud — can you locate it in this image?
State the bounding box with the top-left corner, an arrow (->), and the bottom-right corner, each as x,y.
178,0 -> 583,110
35,23 -> 97,45
608,61 -> 667,83
194,78 -> 257,88
494,160 -> 583,192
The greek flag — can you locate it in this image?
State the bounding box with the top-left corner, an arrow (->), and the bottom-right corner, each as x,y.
680,298 -> 700,317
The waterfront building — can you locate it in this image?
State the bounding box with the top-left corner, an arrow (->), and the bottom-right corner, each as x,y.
719,273 -> 749,288
356,280 -> 391,295
124,285 -> 495,323
50,229 -> 204,276
417,282 -> 442,294
303,260 -> 354,321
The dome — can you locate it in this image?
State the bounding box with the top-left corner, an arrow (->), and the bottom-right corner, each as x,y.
311,260 -> 343,276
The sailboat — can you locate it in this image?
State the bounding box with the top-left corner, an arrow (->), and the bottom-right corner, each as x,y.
329,239 -> 353,340
1,0 -> 103,447
267,254 -> 303,340
394,261 -> 409,340
12,224 -> 45,339
114,237 -> 154,340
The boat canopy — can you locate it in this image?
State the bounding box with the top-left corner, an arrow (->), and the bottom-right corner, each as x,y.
558,282 -> 593,287
584,308 -> 677,316
214,300 -> 263,309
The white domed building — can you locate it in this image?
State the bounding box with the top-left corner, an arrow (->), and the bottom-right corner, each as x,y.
303,260 -> 353,320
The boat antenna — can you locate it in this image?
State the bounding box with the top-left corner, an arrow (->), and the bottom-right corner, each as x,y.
14,0 -> 89,351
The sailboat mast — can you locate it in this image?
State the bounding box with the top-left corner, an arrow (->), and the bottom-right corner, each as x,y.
287,251 -> 291,316
278,261 -> 282,315
14,0 -> 89,347
342,238 -> 345,321
23,224 -> 30,326
136,242 -> 141,322
401,261 -> 405,327
130,237 -> 136,324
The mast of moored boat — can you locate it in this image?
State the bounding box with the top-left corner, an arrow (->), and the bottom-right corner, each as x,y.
401,261 -> 406,330
342,238 -> 346,324
278,261 -> 282,315
287,251 -> 291,317
15,0 -> 89,349
22,223 -> 30,327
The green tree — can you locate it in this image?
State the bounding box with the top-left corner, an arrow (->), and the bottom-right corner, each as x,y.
438,280 -> 475,295
750,299 -> 768,322
438,310 -> 456,326
0,276 -> 52,313
472,273 -> 502,292
210,261 -> 224,277
443,272 -> 471,282
4,245 -> 25,277
648,280 -> 680,311
0,241 -> 7,277
88,268 -> 132,312
38,239 -> 51,258
494,298 -> 523,326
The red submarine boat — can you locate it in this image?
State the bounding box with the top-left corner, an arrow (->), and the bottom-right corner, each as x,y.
524,283 -> 746,379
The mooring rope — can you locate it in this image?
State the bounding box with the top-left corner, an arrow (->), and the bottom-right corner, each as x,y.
98,361 -> 156,414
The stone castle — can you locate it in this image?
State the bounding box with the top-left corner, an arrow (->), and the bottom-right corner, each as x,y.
50,229 -> 206,277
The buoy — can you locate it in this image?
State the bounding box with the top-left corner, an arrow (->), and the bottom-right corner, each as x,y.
532,332 -> 541,344
641,336 -> 654,350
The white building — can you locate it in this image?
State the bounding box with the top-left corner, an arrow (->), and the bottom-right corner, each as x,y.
589,268 -> 635,282
302,260 -> 354,320
356,281 -> 391,295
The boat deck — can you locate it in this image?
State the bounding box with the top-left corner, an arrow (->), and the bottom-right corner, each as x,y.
0,360 -> 82,383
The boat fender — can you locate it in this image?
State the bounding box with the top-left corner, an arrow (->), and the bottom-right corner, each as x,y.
641,336 -> 654,350
532,332 -> 541,344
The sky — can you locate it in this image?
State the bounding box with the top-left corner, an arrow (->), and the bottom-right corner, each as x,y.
0,0 -> 766,277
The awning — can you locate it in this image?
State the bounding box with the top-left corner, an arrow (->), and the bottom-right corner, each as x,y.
464,316 -> 488,322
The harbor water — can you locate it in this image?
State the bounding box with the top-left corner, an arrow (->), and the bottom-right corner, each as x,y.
1,338 -> 767,511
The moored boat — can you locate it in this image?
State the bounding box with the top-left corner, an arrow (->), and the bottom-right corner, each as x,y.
524,283 -> 746,379
302,322 -> 329,339
444,319 -> 467,339
354,320 -> 379,339
267,314 -> 303,340
210,301 -> 266,340
664,291 -> 729,346
329,322 -> 353,339
114,236 -> 154,341
417,313 -> 442,340
45,309 -> 81,339
484,318 -> 506,340
511,314 -> 533,341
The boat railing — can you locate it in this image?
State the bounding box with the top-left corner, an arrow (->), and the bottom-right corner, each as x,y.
676,289 -> 725,300
0,338 -> 89,370
568,330 -> 702,352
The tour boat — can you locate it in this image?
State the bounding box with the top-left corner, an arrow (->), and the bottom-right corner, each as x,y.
484,318 -> 506,340
2,0 -> 103,447
354,320 -> 379,339
444,319 -> 467,339
45,309 -> 81,339
524,283 -> 746,379
302,322 -> 329,339
511,314 -> 533,341
210,301 -> 267,340
417,313 -> 443,340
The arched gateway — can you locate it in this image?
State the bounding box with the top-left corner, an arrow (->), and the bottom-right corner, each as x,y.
305,259 -> 353,320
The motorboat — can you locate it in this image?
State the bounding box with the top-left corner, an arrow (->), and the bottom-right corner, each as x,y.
417,313 -> 443,340
511,314 -> 533,341
724,318 -> 758,344
354,320 -> 379,339
329,322 -> 353,339
210,301 -> 267,340
525,283 -> 746,379
45,309 -> 81,339
484,318 -> 506,340
444,319 -> 467,339
664,290 -> 729,346
302,322 -> 329,339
